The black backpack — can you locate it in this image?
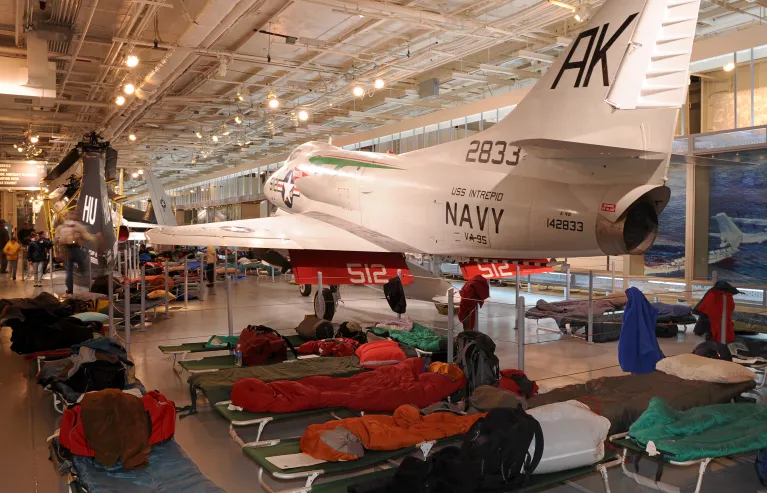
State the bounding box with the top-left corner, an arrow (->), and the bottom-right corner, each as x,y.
460,407 -> 544,491
455,331 -> 500,398
66,360 -> 128,393
693,340 -> 733,361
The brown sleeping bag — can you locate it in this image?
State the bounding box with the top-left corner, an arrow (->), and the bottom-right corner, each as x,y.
528,371 -> 755,435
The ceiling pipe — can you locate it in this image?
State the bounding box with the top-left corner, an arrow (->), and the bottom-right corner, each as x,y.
105,0 -> 268,140
14,0 -> 22,46
57,0 -> 100,103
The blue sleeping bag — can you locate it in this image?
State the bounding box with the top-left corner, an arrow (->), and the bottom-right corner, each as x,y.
73,440 -> 224,493
618,287 -> 664,374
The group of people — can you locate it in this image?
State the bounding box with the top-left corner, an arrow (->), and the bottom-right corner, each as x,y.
0,220 -> 53,286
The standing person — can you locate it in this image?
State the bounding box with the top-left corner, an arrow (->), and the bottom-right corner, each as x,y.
39,231 -> 51,275
0,219 -> 8,273
28,232 -> 52,287
3,236 -> 21,280
205,245 -> 216,287
18,221 -> 34,281
54,211 -> 94,295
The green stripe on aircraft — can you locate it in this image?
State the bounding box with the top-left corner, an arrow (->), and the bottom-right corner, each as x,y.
308,155 -> 403,170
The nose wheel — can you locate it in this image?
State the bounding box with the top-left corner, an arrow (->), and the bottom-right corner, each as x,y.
298,284 -> 312,297
314,285 -> 339,321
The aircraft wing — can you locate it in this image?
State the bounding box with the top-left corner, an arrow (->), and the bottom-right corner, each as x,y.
145,214 -> 393,252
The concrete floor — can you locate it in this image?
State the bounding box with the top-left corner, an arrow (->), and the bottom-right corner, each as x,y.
1,271 -> 765,492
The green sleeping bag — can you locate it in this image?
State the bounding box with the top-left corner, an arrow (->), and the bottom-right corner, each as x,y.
629,397 -> 767,461
371,323 -> 446,352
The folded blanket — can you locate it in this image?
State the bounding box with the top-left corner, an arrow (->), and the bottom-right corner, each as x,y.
371,323 -> 446,352
204,335 -> 239,349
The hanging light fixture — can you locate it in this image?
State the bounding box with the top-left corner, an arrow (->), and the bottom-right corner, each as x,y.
298,110 -> 309,121
352,85 -> 364,97
123,82 -> 135,95
195,131 -> 202,139
267,91 -> 279,109
234,115 -> 242,124
131,171 -> 138,178
138,169 -> 144,175
128,133 -> 137,141
236,89 -> 244,101
212,135 -> 219,142
29,135 -> 39,144
125,55 -> 139,67
115,95 -> 126,106
17,146 -> 23,153
374,79 -> 385,89
723,61 -> 735,72
573,4 -> 591,22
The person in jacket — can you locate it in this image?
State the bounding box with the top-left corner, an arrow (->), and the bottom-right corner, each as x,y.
18,221 -> 34,280
55,211 -> 95,295
205,245 -> 217,287
28,232 -> 53,287
0,219 -> 9,273
3,236 -> 21,280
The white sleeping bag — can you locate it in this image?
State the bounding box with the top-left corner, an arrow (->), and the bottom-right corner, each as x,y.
527,400 -> 611,475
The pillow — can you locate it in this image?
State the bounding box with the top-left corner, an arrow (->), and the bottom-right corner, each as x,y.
355,340 -> 406,368
428,361 -> 464,382
72,312 -> 110,323
147,290 -> 176,300
656,353 -> 755,383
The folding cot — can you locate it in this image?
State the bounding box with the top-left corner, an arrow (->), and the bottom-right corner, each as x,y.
49,433 -> 224,493
247,437 -> 622,493
159,333 -> 305,372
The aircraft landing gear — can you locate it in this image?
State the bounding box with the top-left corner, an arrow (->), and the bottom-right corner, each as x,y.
298,284 -> 312,297
314,285 -> 340,321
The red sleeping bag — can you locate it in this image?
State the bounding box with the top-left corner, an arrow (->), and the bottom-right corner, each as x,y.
59,390 -> 176,457
231,358 -> 464,413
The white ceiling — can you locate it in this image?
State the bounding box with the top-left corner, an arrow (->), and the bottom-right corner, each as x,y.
0,0 -> 764,195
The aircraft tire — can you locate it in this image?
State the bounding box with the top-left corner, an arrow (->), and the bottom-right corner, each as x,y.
314,288 -> 336,321
299,284 -> 312,297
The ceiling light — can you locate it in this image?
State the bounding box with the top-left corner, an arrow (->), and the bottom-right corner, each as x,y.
128,133 -> 137,141
131,172 -> 138,178
123,82 -> 135,95
30,135 -> 39,144
236,90 -> 244,101
217,59 -> 228,77
298,110 -> 309,121
352,85 -> 364,97
212,135 -> 219,142
125,55 -> 139,67
222,130 -> 230,136
574,4 -> 591,22
548,0 -> 576,11
374,79 -> 385,89
234,115 -> 242,124
115,95 -> 126,106
723,62 -> 735,72
17,147 -> 23,152
12,144 -> 17,149
138,169 -> 144,175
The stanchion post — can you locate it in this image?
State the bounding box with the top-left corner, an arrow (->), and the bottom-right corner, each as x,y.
317,271 -> 323,300
447,287 -> 455,363
227,274 -> 234,337
271,265 -> 275,283
515,265 -> 521,311
587,270 -> 594,344
140,264 -> 146,331
184,258 -> 189,307
233,249 -> 238,283
49,248 -> 54,291
565,263 -> 571,300
611,260 -> 616,295
721,292 -> 727,345
517,296 -> 525,371
212,249 -> 217,288
527,274 -> 531,294
164,259 -> 170,319
87,254 -> 92,287
107,272 -> 115,337
124,278 -> 131,351
199,259 -> 205,301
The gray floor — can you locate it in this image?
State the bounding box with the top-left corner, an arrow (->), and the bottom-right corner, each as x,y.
1,270 -> 765,492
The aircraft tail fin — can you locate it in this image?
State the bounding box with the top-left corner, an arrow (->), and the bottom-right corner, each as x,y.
502,0 -> 701,155
77,152 -> 117,261
144,171 -> 176,226
714,213 -> 743,250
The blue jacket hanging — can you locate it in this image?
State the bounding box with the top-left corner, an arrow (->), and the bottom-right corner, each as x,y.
619,287 -> 664,374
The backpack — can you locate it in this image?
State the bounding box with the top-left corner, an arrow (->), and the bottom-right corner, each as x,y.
460,407 -> 544,491
756,449 -> 767,486
66,360 -> 128,394
455,331 -> 499,398
499,369 -> 539,399
142,391 -> 176,443
693,340 -> 733,361
238,325 -> 297,366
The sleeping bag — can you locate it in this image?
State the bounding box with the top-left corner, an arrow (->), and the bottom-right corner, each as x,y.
230,358 -> 464,413
371,323 -> 446,352
301,404 -> 484,461
618,287 -> 664,374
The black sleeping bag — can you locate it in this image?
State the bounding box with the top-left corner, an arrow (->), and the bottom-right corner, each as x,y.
9,316 -> 97,354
